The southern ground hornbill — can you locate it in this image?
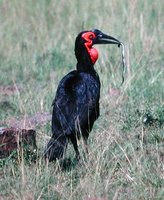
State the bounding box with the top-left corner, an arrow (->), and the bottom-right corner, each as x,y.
44,29 -> 123,162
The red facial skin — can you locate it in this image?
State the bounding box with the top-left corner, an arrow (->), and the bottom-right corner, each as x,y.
82,32 -> 99,64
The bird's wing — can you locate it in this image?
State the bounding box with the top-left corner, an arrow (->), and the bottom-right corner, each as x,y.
51,71 -> 100,136
52,71 -> 78,134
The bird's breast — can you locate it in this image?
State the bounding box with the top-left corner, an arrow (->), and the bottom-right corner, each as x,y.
78,73 -> 100,99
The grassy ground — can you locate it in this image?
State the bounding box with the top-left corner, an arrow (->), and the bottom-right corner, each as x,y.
0,0 -> 164,199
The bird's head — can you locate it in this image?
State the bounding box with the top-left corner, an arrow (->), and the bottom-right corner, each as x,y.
75,29 -> 122,69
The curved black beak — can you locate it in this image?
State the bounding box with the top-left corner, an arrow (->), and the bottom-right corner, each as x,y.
92,29 -> 121,46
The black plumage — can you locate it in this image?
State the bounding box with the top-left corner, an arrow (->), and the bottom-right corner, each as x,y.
44,29 -> 121,161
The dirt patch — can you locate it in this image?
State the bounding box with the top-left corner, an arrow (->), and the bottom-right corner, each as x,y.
0,112 -> 51,129
0,84 -> 22,95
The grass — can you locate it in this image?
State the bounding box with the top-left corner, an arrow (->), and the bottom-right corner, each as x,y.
0,0 -> 164,199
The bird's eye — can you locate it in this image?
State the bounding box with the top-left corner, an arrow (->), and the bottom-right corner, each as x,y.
81,32 -> 95,41
89,34 -> 94,39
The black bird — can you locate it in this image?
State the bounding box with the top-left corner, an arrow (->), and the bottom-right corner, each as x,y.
44,29 -> 122,162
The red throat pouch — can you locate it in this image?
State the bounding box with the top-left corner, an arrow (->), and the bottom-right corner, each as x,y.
89,47 -> 99,64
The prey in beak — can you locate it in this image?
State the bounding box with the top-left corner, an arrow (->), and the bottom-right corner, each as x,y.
92,29 -> 126,85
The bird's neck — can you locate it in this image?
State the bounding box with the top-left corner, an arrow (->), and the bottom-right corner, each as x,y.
75,48 -> 97,72
76,62 -> 95,72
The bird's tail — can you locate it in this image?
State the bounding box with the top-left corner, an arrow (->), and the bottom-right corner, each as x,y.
44,135 -> 68,162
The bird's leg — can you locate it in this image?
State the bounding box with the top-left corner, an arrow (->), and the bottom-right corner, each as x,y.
69,134 -> 80,161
